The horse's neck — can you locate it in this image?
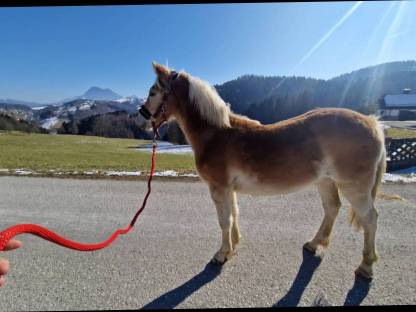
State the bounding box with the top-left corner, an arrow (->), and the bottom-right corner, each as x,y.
174,107 -> 265,151
174,105 -> 219,153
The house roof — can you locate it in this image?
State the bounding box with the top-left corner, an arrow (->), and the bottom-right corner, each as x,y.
384,93 -> 416,108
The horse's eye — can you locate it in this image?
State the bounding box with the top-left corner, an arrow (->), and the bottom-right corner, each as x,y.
149,92 -> 156,97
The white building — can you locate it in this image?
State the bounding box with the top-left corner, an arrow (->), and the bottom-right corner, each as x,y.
379,89 -> 416,120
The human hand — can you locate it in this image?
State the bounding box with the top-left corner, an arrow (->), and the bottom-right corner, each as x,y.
0,240 -> 22,287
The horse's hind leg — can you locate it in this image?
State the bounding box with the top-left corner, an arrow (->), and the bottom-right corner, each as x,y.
304,178 -> 341,254
209,185 -> 235,265
339,184 -> 379,279
231,192 -> 242,250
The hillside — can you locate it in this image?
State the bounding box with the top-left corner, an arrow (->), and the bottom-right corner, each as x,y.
0,103 -> 33,120
58,111 -> 151,139
35,96 -> 143,130
1,60 -> 415,140
215,60 -> 416,123
0,113 -> 47,133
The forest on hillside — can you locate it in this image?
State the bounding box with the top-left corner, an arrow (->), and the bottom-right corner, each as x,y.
215,60 -> 416,124
0,113 -> 47,133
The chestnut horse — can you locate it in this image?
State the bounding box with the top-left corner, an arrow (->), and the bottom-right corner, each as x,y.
137,62 -> 386,280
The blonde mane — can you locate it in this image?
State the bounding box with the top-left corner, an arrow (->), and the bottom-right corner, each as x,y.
183,72 -> 231,128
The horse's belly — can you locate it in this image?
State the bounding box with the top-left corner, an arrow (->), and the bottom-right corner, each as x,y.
231,170 -> 315,196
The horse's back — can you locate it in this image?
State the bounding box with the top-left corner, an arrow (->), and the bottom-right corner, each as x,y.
222,108 -> 385,193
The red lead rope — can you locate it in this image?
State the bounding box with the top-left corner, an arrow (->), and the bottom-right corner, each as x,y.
0,141 -> 158,252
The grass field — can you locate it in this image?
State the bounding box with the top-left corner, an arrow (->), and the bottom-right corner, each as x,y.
385,127 -> 416,139
0,131 -> 196,174
0,128 -> 414,176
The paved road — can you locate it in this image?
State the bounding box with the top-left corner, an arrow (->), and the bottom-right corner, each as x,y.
0,177 -> 415,309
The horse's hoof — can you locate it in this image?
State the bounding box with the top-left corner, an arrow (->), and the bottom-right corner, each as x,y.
211,257 -> 227,266
354,267 -> 373,281
303,242 -> 317,254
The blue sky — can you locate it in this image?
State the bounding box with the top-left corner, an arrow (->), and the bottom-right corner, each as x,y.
0,1 -> 415,103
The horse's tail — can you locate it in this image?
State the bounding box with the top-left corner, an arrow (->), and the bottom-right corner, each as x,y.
372,119 -> 386,201
348,118 -> 386,231
372,148 -> 386,201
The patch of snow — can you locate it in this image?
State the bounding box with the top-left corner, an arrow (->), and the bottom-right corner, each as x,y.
181,173 -> 199,177
153,170 -> 179,177
79,103 -> 91,111
0,167 -> 198,178
105,171 -> 141,176
14,169 -> 33,175
41,117 -> 59,129
137,141 -> 193,154
114,98 -> 130,103
68,106 -> 77,112
380,122 -> 390,130
83,170 -> 98,175
104,170 -> 197,178
32,106 -> 47,110
383,173 -> 416,183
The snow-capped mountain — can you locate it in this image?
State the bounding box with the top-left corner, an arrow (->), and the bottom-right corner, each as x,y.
34,96 -> 145,129
0,87 -> 145,130
1,87 -> 124,108
47,87 -> 124,105
82,87 -> 122,101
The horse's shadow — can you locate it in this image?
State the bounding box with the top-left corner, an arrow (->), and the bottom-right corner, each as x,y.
141,262 -> 222,309
273,248 -> 323,307
273,248 -> 372,307
142,249 -> 371,309
343,275 -> 372,306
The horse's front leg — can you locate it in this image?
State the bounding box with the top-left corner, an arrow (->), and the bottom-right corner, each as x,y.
209,185 -> 235,265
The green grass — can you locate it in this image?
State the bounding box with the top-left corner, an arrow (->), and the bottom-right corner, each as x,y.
385,127 -> 416,139
0,131 -> 195,173
3,127 -> 411,175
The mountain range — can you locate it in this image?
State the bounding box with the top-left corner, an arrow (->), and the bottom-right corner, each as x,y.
0,86 -> 145,130
1,60 -> 415,136
0,86 -> 128,108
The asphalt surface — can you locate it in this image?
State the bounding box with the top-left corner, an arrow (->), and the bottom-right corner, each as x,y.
0,176 -> 415,309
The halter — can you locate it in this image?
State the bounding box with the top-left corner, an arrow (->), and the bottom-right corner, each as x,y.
138,71 -> 179,139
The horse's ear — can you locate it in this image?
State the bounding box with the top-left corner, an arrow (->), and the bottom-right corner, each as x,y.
152,62 -> 170,77
152,61 -> 171,88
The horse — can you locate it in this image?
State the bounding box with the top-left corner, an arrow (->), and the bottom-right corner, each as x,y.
136,62 -> 386,280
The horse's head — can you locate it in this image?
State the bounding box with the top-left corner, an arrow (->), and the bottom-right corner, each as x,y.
137,61 -> 231,132
136,62 -> 183,130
